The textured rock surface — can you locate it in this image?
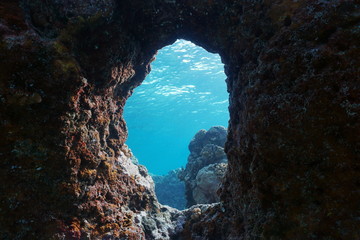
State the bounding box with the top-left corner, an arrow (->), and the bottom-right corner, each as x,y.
193,163 -> 227,205
152,169 -> 186,210
1,0 -> 359,239
179,126 -> 228,207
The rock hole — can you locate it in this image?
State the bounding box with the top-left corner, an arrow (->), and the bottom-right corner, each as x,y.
124,39 -> 229,210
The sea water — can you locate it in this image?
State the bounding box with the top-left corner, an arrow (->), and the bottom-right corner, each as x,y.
124,40 -> 228,175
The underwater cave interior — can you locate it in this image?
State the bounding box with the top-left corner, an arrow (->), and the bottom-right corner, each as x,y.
1,0 -> 358,239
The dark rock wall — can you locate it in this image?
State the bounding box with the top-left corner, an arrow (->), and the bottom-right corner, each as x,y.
0,1 -> 164,239
0,0 -> 359,239
221,2 -> 360,239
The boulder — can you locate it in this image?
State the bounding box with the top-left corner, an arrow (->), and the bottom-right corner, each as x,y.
179,126 -> 228,207
193,163 -> 228,204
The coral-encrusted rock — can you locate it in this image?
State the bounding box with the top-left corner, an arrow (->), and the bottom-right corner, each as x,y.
179,126 -> 228,207
193,163 -> 228,205
189,126 -> 228,156
1,0 -> 359,239
89,147 -> 184,240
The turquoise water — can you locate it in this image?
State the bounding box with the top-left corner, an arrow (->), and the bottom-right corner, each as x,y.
124,40 -> 228,175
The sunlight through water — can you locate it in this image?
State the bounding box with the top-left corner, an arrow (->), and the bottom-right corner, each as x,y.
124,40 -> 228,175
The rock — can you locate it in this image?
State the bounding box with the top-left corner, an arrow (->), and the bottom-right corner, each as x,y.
189,126 -> 227,156
179,126 -> 228,207
152,169 -> 186,210
137,205 -> 180,240
193,163 -> 228,204
114,151 -> 185,240
149,126 -> 227,210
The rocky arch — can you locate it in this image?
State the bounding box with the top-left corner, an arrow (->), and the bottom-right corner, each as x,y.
0,0 -> 359,239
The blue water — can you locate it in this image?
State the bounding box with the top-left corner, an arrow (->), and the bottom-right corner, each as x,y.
124,40 -> 228,175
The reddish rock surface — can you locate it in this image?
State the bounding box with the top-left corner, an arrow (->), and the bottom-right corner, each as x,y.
0,0 -> 359,239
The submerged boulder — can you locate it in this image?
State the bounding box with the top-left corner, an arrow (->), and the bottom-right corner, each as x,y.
193,163 -> 228,204
179,126 -> 228,207
152,127 -> 227,210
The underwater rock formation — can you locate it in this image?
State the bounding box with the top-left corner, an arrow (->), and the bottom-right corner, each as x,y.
1,0 -> 359,239
152,169 -> 186,210
179,126 -> 228,207
154,126 -> 227,210
192,162 -> 227,205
